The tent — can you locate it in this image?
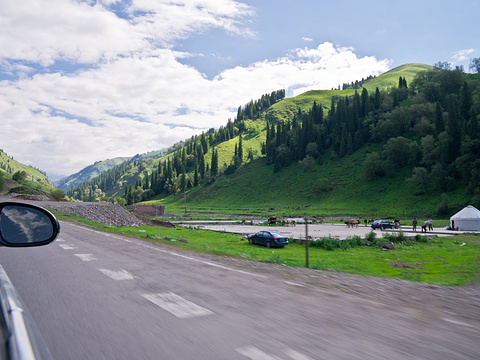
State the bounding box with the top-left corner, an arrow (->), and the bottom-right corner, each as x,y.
450,205 -> 480,231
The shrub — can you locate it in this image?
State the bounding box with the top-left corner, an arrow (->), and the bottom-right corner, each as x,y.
365,231 -> 377,245
383,231 -> 407,243
311,237 -> 341,250
12,170 -> 28,183
49,188 -> 66,201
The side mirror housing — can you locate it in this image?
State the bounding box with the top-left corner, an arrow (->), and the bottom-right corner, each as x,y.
0,202 -> 60,247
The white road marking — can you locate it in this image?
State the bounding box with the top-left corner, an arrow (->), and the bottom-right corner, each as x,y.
99,269 -> 134,280
283,281 -> 305,287
65,222 -> 265,277
283,348 -> 314,360
236,346 -> 281,360
237,346 -> 313,360
58,244 -> 77,250
142,292 -> 214,319
442,318 -> 480,330
74,254 -> 97,262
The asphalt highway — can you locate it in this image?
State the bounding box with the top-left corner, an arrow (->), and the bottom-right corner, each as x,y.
0,221 -> 478,359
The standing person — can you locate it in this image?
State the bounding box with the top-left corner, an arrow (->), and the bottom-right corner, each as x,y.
428,217 -> 433,231
412,218 -> 417,232
421,221 -> 428,232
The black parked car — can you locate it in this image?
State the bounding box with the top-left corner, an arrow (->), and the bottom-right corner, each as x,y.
371,219 -> 394,230
248,230 -> 289,248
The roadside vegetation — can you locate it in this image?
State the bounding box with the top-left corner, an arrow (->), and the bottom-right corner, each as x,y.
52,211 -> 480,287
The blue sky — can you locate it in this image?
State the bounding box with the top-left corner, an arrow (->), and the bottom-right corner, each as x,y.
0,0 -> 478,179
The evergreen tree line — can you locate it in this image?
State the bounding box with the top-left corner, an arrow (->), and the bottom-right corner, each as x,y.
67,127 -> 222,203
265,69 -> 480,202
67,90 -> 285,203
123,142 -> 221,205
341,75 -> 376,90
236,90 -> 285,122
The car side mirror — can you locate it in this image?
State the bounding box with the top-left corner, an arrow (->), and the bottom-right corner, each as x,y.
0,202 -> 60,247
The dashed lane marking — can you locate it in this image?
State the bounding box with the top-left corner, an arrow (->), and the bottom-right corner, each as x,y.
283,348 -> 314,360
236,346 -> 314,360
236,346 -> 281,360
58,244 -> 77,250
64,223 -> 266,278
74,254 -> 97,262
99,269 -> 134,280
142,292 -> 214,319
283,281 -> 305,287
442,317 -> 480,331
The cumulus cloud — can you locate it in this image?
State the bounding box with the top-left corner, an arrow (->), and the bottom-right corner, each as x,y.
0,0 -> 390,178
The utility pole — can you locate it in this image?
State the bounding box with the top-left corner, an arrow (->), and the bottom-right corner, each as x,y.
304,217 -> 309,268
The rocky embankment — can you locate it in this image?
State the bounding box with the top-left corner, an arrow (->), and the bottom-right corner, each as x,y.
1,194 -> 145,227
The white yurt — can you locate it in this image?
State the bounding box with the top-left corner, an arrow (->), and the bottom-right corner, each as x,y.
450,205 -> 480,231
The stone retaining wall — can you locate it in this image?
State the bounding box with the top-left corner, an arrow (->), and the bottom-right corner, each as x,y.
126,204 -> 165,217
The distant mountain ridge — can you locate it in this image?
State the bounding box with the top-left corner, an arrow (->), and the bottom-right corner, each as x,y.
54,157 -> 130,191
55,148 -> 171,191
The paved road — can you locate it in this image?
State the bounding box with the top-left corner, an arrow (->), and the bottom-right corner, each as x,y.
0,221 -> 479,359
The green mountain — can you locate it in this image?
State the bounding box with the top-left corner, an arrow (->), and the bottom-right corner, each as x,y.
66,64 -> 480,217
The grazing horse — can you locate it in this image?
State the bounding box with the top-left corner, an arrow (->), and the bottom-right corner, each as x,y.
268,216 -> 277,225
282,219 -> 296,226
345,220 -> 360,228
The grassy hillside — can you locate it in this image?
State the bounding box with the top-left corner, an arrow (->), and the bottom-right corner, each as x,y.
265,64 -> 434,124
146,63 -> 475,218
159,144 -> 470,218
0,149 -> 54,194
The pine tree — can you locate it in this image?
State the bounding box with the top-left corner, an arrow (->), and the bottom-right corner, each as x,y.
360,88 -> 370,117
180,165 -> 187,191
238,133 -> 243,163
144,171 -> 150,189
211,148 -> 218,176
194,165 -> 199,187
374,87 -> 381,110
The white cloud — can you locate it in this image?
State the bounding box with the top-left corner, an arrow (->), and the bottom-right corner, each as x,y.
0,1 -> 390,178
452,49 -> 476,62
0,0 -> 144,66
451,49 -> 476,62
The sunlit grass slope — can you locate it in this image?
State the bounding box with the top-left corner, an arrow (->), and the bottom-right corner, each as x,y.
265,64 -> 434,124
160,143 -> 470,218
